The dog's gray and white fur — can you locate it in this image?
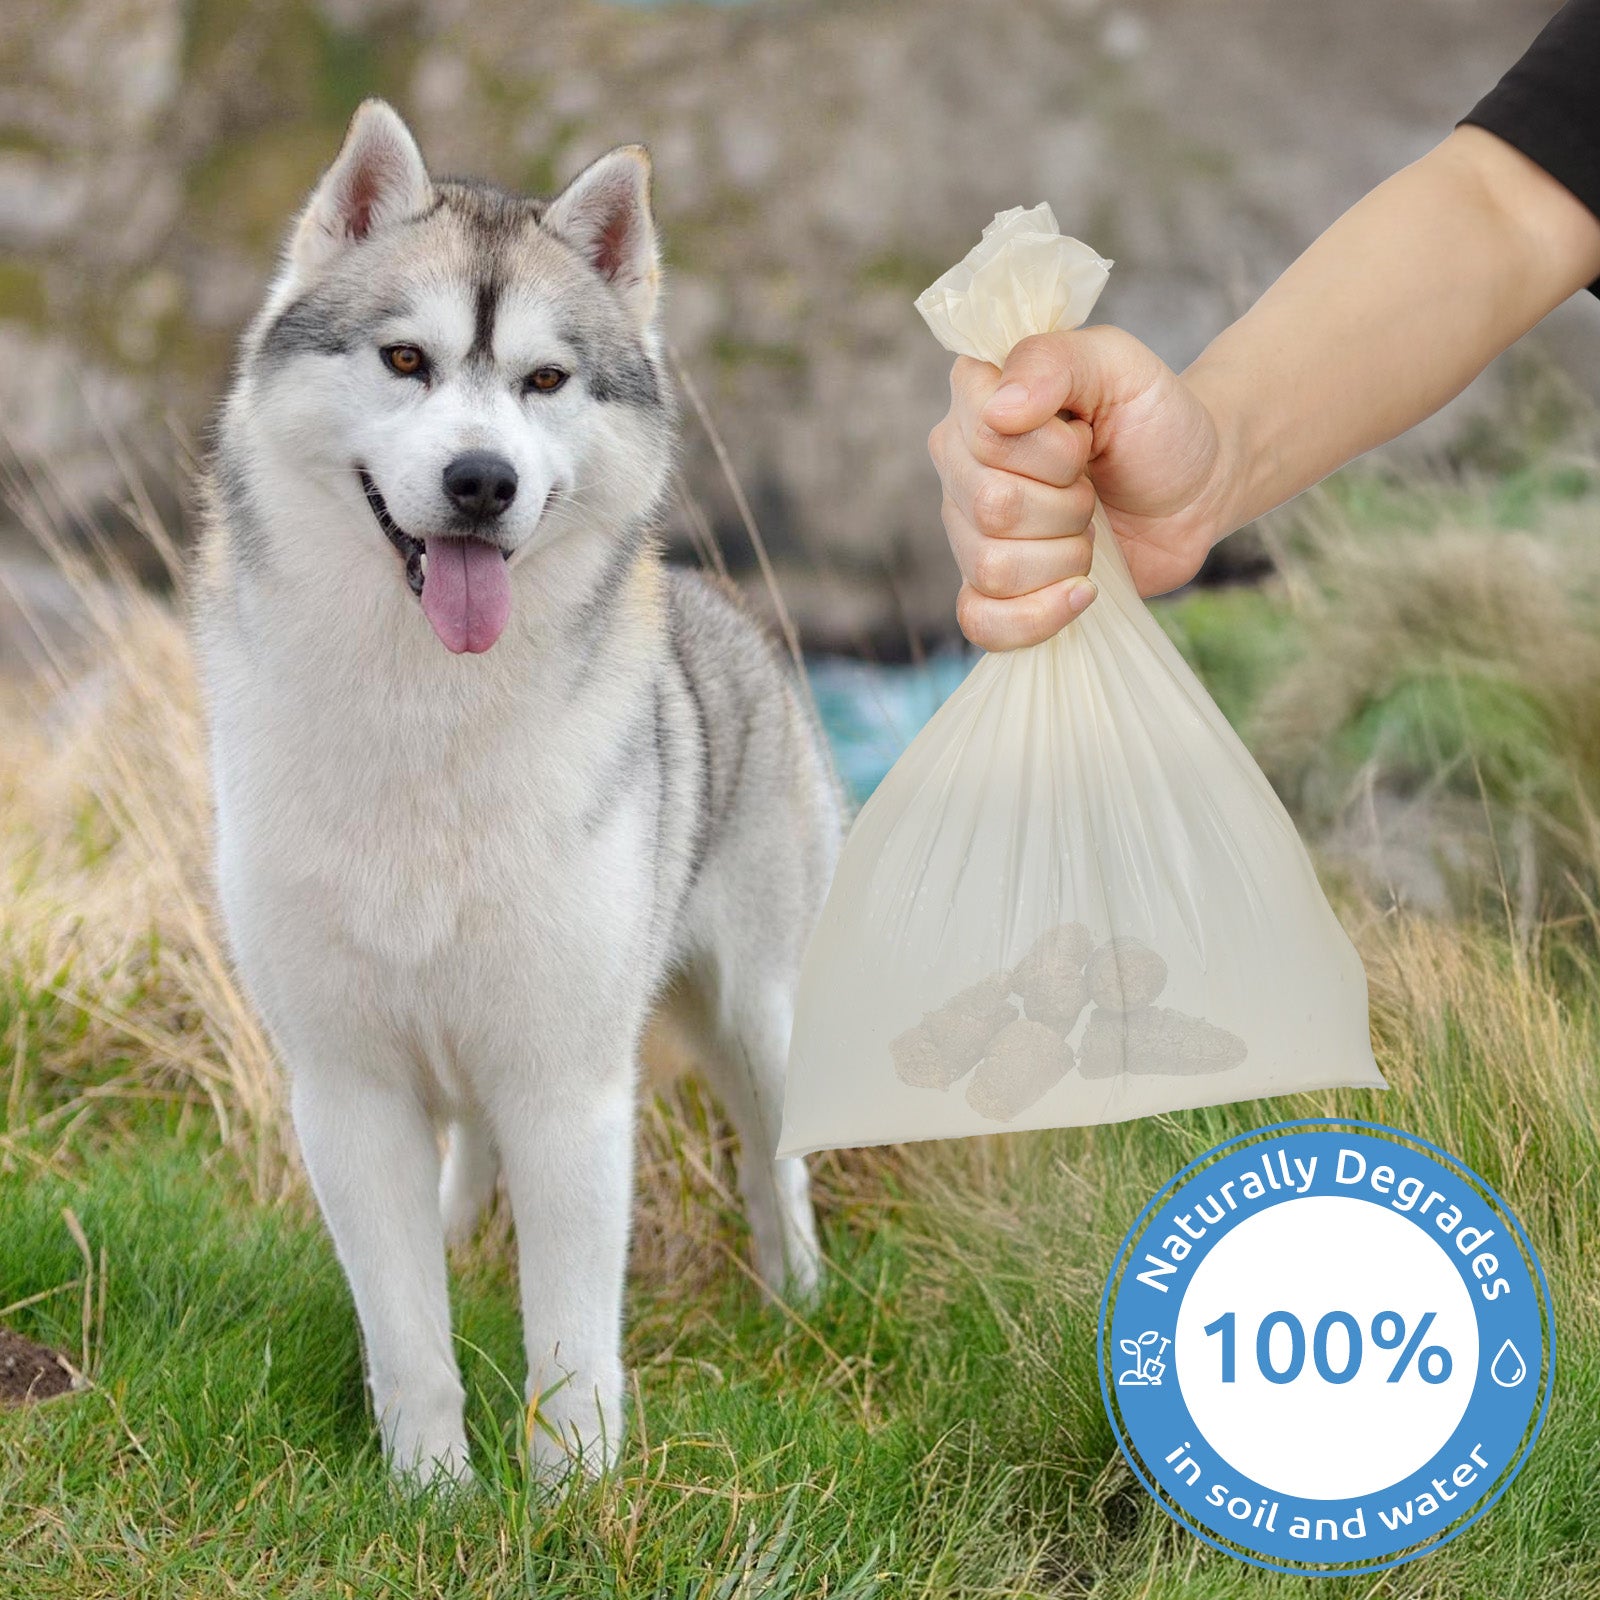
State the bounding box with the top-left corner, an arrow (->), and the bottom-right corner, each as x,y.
193,100 -> 840,1482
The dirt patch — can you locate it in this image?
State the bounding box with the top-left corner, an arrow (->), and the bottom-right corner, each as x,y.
0,1327 -> 80,1406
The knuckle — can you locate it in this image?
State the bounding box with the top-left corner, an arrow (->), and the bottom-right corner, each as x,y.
972,472 -> 1021,534
1024,590 -> 1059,642
1061,534 -> 1094,579
1012,330 -> 1070,380
970,539 -> 1014,597
954,584 -> 986,643
1010,331 -> 1053,365
1062,417 -> 1093,475
950,356 -> 988,405
972,421 -> 1014,463
1065,476 -> 1098,526
939,495 -> 964,540
927,419 -> 948,465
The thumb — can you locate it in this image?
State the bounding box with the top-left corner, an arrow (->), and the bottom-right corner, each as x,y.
981,328 -> 1114,436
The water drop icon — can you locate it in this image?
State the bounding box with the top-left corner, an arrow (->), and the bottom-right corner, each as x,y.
1490,1339 -> 1527,1388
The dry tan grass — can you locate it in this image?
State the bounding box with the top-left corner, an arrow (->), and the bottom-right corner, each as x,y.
1,550 -> 286,1198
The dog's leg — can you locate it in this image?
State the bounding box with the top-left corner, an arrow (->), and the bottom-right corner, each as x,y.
694,978 -> 823,1299
290,1069 -> 470,1483
490,1078 -> 634,1479
440,1117 -> 499,1248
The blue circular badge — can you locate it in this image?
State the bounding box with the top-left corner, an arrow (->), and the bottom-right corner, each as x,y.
1098,1120 -> 1552,1576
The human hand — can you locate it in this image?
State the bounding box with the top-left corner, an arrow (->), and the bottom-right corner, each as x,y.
927,326 -> 1229,650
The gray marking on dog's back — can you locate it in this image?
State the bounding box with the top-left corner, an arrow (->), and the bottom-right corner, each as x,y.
578,685 -> 656,837
568,529 -> 650,684
571,534 -> 663,834
660,570 -> 820,872
718,691 -> 756,838
650,679 -> 671,927
667,613 -> 713,888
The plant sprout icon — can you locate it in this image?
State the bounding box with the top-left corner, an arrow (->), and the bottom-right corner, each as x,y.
1118,1330 -> 1171,1387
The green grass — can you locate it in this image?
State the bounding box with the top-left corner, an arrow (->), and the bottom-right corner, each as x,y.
2,907 -> 1597,1597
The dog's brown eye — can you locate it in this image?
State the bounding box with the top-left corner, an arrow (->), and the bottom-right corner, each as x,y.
526,366 -> 568,394
382,344 -> 427,379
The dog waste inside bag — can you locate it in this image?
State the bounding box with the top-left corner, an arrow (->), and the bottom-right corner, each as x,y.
777,205 -> 1384,1157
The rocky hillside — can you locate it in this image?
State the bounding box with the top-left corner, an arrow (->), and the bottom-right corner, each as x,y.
0,0 -> 1589,651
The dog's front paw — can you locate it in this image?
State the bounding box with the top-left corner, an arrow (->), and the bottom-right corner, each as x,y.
378,1381 -> 474,1491
387,1433 -> 476,1493
525,1374 -> 621,1484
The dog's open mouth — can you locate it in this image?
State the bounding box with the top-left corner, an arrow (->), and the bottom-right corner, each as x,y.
359,468 -> 425,595
357,469 -> 512,655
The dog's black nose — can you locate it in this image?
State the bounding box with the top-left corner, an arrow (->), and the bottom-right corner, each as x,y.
442,451 -> 518,521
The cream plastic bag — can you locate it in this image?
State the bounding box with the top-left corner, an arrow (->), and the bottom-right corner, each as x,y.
777,205 -> 1383,1157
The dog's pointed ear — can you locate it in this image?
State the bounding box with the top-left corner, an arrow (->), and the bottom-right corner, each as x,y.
289,100 -> 431,279
543,146 -> 660,326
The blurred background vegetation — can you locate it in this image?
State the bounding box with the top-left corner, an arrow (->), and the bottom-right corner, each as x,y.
4,0 -> 1598,920
1,0 -> 1594,650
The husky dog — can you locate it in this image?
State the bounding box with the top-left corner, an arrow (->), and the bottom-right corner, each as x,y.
193,101 -> 840,1483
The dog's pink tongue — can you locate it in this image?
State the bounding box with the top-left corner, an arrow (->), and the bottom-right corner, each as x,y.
420,538 -> 511,654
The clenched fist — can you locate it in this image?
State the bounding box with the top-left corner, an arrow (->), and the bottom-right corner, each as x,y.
927,326 -> 1228,650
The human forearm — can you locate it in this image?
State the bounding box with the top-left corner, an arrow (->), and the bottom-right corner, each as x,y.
931,126 -> 1600,648
1184,126 -> 1600,541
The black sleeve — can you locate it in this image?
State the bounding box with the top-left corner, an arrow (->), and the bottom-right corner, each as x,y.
1460,0 -> 1600,294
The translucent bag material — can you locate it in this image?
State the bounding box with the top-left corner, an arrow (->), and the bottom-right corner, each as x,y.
777,204 -> 1384,1158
